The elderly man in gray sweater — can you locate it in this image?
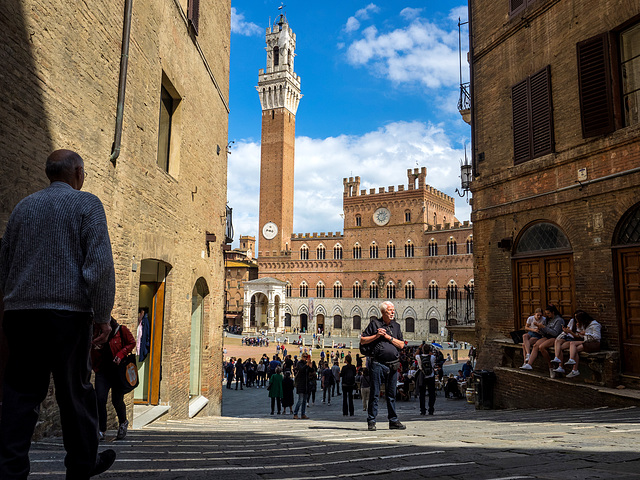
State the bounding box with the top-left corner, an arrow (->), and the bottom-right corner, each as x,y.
0,150 -> 116,479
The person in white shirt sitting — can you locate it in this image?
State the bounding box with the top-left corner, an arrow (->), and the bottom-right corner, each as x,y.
553,311 -> 601,378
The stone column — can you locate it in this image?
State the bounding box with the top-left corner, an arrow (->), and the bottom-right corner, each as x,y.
243,303 -> 251,331
267,303 -> 275,333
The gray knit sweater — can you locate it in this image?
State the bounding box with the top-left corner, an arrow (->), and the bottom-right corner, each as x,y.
0,182 -> 115,323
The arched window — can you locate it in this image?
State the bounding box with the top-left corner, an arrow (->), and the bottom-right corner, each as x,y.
300,244 -> 309,260
387,241 -> 396,258
353,282 -> 362,298
446,281 -> 458,299
405,210 -> 411,222
353,315 -> 362,330
317,244 -> 326,260
405,240 -> 415,258
369,282 -> 379,299
447,238 -> 457,255
285,313 -> 291,327
386,281 -> 396,299
299,282 -> 308,298
429,318 -> 439,334
333,282 -> 343,298
334,315 -> 343,329
355,214 -> 362,227
466,236 -> 473,254
405,317 -> 415,333
428,239 -> 438,256
353,243 -> 362,259
333,244 -> 343,259
514,222 -> 574,328
370,242 -> 378,259
405,281 -> 415,299
316,282 -> 325,298
285,283 -> 292,297
429,281 -> 438,299
273,46 -> 279,66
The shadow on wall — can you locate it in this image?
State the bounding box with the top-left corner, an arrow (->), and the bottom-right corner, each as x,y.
0,0 -> 53,231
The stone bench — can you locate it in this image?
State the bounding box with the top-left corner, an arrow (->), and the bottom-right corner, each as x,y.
493,338 -> 619,387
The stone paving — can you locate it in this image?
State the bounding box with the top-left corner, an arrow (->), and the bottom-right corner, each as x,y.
27,380 -> 640,479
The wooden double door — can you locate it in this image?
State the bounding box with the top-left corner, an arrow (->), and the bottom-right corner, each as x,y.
616,246 -> 640,377
515,254 -> 575,328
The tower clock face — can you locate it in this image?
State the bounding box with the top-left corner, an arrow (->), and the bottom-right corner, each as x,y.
373,207 -> 391,226
262,222 -> 278,240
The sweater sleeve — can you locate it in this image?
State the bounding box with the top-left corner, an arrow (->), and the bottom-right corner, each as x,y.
80,197 -> 116,324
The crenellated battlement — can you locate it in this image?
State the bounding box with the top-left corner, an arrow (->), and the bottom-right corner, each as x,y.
292,232 -> 343,240
425,220 -> 471,232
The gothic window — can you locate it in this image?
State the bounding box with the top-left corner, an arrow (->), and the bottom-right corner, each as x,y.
333,244 -> 343,259
353,243 -> 362,259
405,240 -> 415,258
300,245 -> 309,260
446,282 -> 458,300
447,239 -> 457,255
353,315 -> 362,330
316,282 -> 325,298
386,282 -> 396,299
369,282 -> 378,299
387,241 -> 396,258
466,237 -> 474,254
334,315 -> 343,329
370,242 -> 378,259
355,214 -> 362,227
428,239 -> 438,256
317,244 -> 326,260
333,282 -> 343,298
353,282 -> 362,298
299,282 -> 308,298
429,318 -> 439,334
405,210 -> 411,222
429,281 -> 438,299
273,46 -> 279,66
405,317 -> 415,333
405,281 -> 415,299
285,283 -> 292,297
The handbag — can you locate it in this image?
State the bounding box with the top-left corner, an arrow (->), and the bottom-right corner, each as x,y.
117,327 -> 139,393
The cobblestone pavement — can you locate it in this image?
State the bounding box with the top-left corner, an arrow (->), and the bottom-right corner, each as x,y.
27,381 -> 640,479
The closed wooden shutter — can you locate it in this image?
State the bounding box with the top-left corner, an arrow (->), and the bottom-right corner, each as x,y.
188,0 -> 200,35
512,79 -> 531,163
530,66 -> 554,157
577,33 -> 615,137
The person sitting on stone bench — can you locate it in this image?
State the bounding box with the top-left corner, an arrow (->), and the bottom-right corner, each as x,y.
547,310 -> 583,373
522,308 -> 546,366
552,311 -> 601,378
444,374 -> 463,399
520,304 -> 565,378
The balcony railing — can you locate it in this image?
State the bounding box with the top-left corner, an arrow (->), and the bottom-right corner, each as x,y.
445,285 -> 475,327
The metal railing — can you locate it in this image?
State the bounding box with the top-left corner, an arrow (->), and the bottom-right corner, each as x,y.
458,82 -> 471,112
445,285 -> 475,327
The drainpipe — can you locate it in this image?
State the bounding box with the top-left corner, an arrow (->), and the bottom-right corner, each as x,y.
110,0 -> 133,166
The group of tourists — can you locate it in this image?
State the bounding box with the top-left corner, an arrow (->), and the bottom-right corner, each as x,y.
241,336 -> 269,347
519,304 -> 602,378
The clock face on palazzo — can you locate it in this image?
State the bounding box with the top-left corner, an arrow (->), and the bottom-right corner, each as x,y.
373,207 -> 391,226
262,222 -> 278,240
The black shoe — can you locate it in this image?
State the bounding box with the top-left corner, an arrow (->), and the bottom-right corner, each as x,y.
116,420 -> 128,440
389,421 -> 406,430
91,449 -> 116,477
428,411 -> 434,416
367,422 -> 376,431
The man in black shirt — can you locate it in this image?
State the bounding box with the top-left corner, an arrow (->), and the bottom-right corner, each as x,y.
360,301 -> 406,431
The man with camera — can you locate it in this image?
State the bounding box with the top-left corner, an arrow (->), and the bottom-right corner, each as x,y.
360,301 -> 406,431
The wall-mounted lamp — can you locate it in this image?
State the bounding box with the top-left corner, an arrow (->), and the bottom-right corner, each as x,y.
455,146 -> 472,203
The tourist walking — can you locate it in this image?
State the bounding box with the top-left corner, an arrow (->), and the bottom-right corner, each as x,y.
293,353 -> 310,419
340,355 -> 357,416
0,150 -> 117,478
268,367 -> 284,414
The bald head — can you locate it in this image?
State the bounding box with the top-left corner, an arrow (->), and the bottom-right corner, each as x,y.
46,149 -> 85,190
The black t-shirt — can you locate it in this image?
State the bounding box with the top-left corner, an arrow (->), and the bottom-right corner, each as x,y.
362,318 -> 403,363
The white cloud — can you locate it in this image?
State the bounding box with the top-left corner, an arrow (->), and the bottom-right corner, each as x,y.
449,6 -> 468,23
355,3 -> 380,20
227,121 -> 470,248
231,7 -> 262,36
345,16 -> 466,90
400,7 -> 423,20
344,16 -> 360,33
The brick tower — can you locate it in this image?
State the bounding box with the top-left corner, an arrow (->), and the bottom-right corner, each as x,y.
256,13 -> 301,256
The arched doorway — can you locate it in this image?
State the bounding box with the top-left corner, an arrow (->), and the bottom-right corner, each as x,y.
251,293 -> 268,330
513,222 -> 575,328
317,314 -> 325,334
136,259 -> 172,405
285,313 -> 292,328
300,313 -> 308,333
614,202 -> 640,377
190,278 -> 208,397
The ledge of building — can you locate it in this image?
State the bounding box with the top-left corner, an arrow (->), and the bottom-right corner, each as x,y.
189,395 -> 209,418
132,404 -> 170,429
447,325 -> 476,344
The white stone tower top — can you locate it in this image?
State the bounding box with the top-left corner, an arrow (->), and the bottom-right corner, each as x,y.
256,13 -> 302,114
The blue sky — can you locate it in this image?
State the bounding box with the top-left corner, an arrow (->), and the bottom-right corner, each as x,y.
227,1 -> 470,248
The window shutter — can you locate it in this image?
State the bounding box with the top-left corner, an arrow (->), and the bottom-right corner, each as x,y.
188,0 -> 200,35
509,0 -> 526,16
512,78 -> 531,163
530,66 -> 554,157
577,33 -> 614,137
